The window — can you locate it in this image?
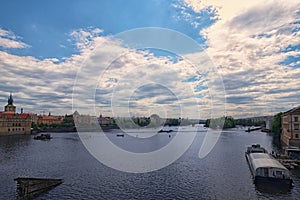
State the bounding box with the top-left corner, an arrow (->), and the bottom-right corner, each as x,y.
296,134 -> 299,139
295,116 -> 299,122
276,171 -> 283,175
295,124 -> 299,130
8,128 -> 10,132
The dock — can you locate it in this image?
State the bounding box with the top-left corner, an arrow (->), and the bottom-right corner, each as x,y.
14,177 -> 63,199
277,159 -> 300,170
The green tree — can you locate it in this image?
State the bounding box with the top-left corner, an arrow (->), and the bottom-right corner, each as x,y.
205,116 -> 235,129
271,112 -> 282,136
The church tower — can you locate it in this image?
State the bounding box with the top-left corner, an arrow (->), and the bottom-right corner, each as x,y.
4,93 -> 16,113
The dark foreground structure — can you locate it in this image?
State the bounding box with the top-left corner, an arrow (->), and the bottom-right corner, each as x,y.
14,177 -> 63,199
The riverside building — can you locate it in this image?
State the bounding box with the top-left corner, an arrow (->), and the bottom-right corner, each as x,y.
0,93 -> 31,135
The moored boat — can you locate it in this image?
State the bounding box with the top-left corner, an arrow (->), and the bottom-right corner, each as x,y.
33,133 -> 52,140
245,144 -> 293,186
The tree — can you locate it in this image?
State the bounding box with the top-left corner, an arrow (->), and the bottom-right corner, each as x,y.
205,116 -> 235,129
271,112 -> 282,136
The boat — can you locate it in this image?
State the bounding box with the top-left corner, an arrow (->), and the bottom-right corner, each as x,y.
245,144 -> 293,186
245,127 -> 262,132
246,144 -> 267,154
33,133 -> 52,140
158,129 -> 173,133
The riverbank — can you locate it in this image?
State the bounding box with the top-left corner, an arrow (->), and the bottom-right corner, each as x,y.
31,125 -> 120,133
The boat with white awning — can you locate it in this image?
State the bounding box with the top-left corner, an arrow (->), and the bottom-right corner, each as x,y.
245,144 -> 293,186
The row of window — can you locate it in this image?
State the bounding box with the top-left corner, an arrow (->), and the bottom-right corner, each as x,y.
8,128 -> 25,132
0,123 -> 25,127
12,123 -> 22,127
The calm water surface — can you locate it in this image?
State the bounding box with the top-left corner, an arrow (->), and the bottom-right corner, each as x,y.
0,127 -> 299,200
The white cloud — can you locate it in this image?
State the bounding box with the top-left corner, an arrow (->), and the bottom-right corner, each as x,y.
0,28 -> 29,49
69,27 -> 104,50
73,36 -> 213,119
2,0 -> 299,119
182,0 -> 300,117
0,28 -> 216,119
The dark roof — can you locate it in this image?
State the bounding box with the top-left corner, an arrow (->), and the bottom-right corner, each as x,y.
283,106 -> 300,115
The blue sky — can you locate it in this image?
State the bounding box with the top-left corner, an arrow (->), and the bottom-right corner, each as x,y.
0,0 -> 299,118
0,0 -> 213,59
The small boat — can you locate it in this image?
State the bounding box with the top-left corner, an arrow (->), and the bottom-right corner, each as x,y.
158,129 -> 173,133
245,127 -> 262,132
245,144 -> 267,154
33,134 -> 52,140
245,144 -> 293,186
281,162 -> 294,170
116,134 -> 124,137
291,162 -> 298,168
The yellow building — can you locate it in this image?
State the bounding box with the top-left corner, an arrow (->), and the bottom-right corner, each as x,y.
0,93 -> 31,135
281,106 -> 300,147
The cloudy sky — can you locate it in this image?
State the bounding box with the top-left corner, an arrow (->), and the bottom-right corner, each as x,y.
0,0 -> 299,119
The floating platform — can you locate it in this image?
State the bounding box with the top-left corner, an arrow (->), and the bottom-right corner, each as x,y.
14,177 -> 63,199
245,127 -> 262,132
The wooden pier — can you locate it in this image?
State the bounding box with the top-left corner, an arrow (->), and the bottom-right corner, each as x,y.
14,177 -> 63,199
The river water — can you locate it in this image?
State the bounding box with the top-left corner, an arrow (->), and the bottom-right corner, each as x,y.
0,127 -> 299,200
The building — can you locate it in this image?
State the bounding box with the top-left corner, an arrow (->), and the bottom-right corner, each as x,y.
0,93 -> 31,135
73,111 -> 97,126
37,114 -> 64,125
281,106 -> 300,147
98,116 -> 115,126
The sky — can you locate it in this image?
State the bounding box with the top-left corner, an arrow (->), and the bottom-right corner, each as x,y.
0,0 -> 299,119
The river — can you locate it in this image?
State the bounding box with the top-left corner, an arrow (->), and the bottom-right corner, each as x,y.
0,127 -> 299,200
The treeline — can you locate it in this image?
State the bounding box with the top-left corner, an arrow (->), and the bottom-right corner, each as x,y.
205,116 -> 235,129
235,118 -> 265,126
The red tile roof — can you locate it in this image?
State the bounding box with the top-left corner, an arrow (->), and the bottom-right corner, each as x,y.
0,112 -> 30,119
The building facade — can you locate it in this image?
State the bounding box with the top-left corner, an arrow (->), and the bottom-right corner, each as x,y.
37,115 -> 64,125
281,106 -> 300,147
0,93 -> 31,135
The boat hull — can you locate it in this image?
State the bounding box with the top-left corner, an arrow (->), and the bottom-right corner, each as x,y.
254,175 -> 293,186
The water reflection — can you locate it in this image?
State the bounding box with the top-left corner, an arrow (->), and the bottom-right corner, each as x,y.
0,135 -> 31,163
255,182 -> 292,195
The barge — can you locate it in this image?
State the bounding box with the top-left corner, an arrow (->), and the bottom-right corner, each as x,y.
245,144 -> 293,186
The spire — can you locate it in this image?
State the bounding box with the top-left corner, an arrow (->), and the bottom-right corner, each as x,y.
8,92 -> 13,105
